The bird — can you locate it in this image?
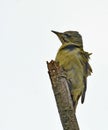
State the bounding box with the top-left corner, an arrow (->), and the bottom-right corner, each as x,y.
52,30 -> 92,112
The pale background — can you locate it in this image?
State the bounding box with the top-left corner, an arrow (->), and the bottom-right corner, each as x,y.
0,0 -> 108,130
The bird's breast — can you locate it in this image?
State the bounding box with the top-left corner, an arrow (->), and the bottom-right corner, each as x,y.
55,45 -> 83,71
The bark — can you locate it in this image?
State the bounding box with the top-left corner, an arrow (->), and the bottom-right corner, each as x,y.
47,60 -> 80,130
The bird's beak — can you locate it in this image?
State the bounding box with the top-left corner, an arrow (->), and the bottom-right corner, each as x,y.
51,30 -> 63,37
51,30 -> 65,44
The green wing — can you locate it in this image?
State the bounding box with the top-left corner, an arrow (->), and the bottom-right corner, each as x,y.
80,51 -> 92,103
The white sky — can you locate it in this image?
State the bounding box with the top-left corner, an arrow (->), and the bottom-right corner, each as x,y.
0,0 -> 108,130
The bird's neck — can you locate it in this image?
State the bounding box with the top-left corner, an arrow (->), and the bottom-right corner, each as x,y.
62,42 -> 83,49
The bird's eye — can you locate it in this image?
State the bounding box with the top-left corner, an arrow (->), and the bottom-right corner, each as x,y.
64,33 -> 71,38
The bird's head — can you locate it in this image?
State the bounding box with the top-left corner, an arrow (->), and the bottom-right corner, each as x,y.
52,30 -> 83,47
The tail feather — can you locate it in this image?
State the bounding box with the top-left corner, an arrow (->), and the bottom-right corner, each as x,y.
81,91 -> 86,104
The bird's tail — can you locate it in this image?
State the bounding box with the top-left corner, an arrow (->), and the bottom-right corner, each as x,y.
81,91 -> 86,104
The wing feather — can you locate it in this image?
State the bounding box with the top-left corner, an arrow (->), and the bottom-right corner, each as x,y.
80,51 -> 92,103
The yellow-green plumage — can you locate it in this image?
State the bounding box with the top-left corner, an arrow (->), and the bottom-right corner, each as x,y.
52,30 -> 92,111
